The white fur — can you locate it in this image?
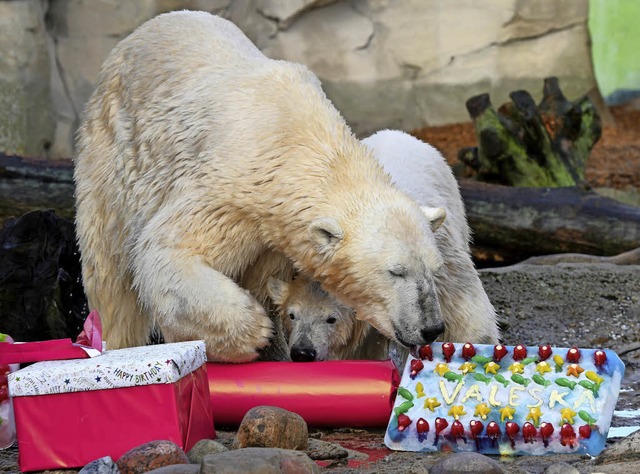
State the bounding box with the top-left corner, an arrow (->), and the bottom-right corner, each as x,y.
363,130 -> 500,343
74,12 -> 449,362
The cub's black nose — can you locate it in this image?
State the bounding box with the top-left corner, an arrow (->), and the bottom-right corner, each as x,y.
290,347 -> 317,362
421,322 -> 445,344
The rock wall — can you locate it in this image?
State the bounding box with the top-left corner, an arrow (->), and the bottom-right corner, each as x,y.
0,0 -> 596,158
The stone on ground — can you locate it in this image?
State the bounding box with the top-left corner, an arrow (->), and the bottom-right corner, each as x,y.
305,438 -> 348,460
116,440 -> 189,474
186,439 -> 229,464
544,461 -> 580,474
201,447 -> 319,474
144,464 -> 199,474
596,429 -> 640,464
235,406 -> 308,450
78,456 -> 118,474
429,452 -> 503,474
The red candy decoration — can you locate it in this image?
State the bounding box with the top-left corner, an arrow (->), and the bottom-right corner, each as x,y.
493,344 -> 508,362
469,420 -> 484,437
435,417 -> 449,434
410,359 -> 424,379
416,417 -> 430,434
505,421 -> 520,449
560,423 -> 577,448
418,345 -> 433,361
397,413 -> 412,432
434,417 -> 448,445
486,421 -> 501,447
522,422 -> 537,443
566,346 -> 581,364
450,420 -> 466,443
462,342 -> 476,361
538,345 -> 553,361
579,424 -> 592,439
512,344 -> 527,361
442,343 -> 455,363
469,419 -> 484,450
594,350 -> 607,368
540,422 -> 554,448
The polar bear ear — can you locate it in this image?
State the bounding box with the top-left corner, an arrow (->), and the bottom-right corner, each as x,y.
421,207 -> 446,232
267,277 -> 289,306
309,217 -> 344,255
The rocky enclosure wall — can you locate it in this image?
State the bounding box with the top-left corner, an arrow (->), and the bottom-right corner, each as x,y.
0,0 -> 596,159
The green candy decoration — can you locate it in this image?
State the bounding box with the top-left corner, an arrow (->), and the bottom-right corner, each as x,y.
555,378 -> 577,390
443,371 -> 464,383
532,374 -> 551,387
471,355 -> 493,365
578,410 -> 598,425
511,374 -> 530,387
493,374 -> 510,388
472,373 -> 491,385
398,387 -> 414,401
578,380 -> 600,398
522,356 -> 539,366
394,401 -> 414,416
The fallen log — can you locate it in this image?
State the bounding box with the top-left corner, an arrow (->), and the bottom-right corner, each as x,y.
460,180 -> 640,266
3,154 -> 640,267
0,152 -> 75,221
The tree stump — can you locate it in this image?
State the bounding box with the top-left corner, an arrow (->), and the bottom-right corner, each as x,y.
459,77 -> 602,187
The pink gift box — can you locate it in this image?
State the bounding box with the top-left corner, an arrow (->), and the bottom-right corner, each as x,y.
9,341 -> 215,472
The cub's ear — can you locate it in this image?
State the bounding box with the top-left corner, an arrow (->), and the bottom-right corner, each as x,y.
309,217 -> 344,255
421,206 -> 446,232
267,277 -> 289,306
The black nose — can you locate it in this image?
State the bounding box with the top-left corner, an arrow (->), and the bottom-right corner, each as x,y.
290,347 -> 317,362
421,323 -> 445,344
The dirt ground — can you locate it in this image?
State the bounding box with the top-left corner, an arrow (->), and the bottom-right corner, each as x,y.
412,103 -> 640,196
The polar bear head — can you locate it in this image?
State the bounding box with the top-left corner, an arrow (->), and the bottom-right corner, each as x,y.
267,274 -> 364,362
305,198 -> 447,349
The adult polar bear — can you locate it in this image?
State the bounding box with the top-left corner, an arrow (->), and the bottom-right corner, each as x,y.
74,11 -> 447,362
270,131 -> 500,363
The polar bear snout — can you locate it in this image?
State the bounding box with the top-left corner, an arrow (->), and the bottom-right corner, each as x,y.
421,322 -> 446,344
394,320 -> 445,347
291,345 -> 318,362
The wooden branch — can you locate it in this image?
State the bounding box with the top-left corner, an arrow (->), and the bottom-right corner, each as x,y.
459,77 -> 603,187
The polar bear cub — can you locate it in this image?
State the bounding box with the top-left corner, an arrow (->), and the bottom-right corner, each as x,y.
268,273 -> 389,361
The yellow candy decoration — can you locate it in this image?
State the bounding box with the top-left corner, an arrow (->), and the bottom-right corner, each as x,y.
448,405 -> 467,420
508,362 -> 525,374
499,405 -> 516,422
424,397 -> 441,412
484,361 -> 500,374
474,403 -> 491,420
560,407 -> 578,424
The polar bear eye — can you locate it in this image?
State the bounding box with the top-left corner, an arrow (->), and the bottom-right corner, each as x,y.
326,317 -> 337,324
389,265 -> 408,278
289,312 -> 295,320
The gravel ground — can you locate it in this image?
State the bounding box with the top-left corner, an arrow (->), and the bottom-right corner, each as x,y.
1,262 -> 638,473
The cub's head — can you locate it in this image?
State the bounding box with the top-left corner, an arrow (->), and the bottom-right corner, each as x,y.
306,199 -> 447,350
267,274 -> 361,362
